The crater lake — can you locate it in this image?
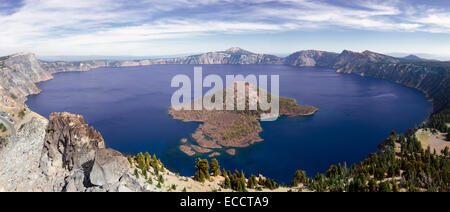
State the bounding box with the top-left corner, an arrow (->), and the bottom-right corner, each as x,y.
26,64 -> 431,183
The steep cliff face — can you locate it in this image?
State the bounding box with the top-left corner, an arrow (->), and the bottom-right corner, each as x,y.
4,53 -> 53,82
0,53 -> 53,107
284,50 -> 339,67
334,51 -> 450,113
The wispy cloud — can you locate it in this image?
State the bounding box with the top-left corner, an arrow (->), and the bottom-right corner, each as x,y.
0,0 -> 449,56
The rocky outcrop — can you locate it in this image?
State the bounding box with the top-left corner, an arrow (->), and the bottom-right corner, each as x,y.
37,113 -> 157,192
0,112 -> 150,192
0,116 -> 49,191
4,53 -> 53,82
89,148 -> 129,186
0,53 -> 53,107
40,112 -> 105,174
38,112 -> 109,191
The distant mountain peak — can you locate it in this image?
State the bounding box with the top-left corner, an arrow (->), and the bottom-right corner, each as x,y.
227,47 -> 244,52
224,47 -> 253,54
341,50 -> 359,55
403,54 -> 423,60
400,54 -> 440,62
362,50 -> 376,55
10,52 -> 36,58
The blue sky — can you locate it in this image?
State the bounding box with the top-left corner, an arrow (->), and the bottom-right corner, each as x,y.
1,0 -> 450,59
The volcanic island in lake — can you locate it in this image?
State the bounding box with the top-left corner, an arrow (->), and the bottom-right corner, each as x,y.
169,82 -> 318,157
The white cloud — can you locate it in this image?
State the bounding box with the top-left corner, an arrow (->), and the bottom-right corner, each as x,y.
0,0 -> 449,56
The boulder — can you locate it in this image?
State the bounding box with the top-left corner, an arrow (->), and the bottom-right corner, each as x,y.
89,148 -> 129,186
64,170 -> 86,192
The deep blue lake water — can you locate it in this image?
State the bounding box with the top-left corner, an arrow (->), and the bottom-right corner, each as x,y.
26,64 -> 431,183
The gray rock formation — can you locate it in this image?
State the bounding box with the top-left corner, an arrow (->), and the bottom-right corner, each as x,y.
0,117 -> 49,191
0,53 -> 53,108
40,112 -> 105,174
89,148 -> 130,186
36,112 -> 150,192
3,112 -> 147,192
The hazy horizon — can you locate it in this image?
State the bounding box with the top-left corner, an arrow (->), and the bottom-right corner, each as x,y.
34,49 -> 449,62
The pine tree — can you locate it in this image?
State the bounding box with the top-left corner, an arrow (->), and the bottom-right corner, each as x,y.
210,158 -> 221,176
368,178 -> 377,192
441,146 -> 449,157
291,170 -> 307,187
378,181 -> 391,192
142,168 -> 148,179
127,156 -> 133,168
134,168 -> 140,178
158,174 -> 165,184
247,174 -> 257,189
447,128 -> 450,141
137,152 -> 147,172
161,163 -> 165,172
151,158 -> 159,175
145,152 -> 151,169
224,176 -> 231,189
194,158 -> 210,182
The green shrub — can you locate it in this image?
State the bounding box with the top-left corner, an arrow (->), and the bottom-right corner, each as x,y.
0,123 -> 6,132
134,169 -> 139,178
18,108 -> 26,119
